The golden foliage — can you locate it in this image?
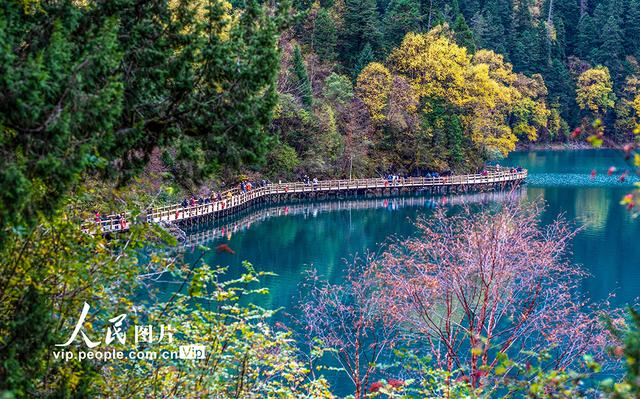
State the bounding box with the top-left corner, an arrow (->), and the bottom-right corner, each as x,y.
634,94 -> 640,116
387,27 -> 548,155
576,66 -> 616,114
356,62 -> 393,123
389,30 -> 472,107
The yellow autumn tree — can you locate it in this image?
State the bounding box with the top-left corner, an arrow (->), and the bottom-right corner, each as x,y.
388,28 -> 472,108
511,73 -> 550,141
465,59 -> 518,154
634,94 -> 640,116
381,26 -> 550,157
356,62 -> 392,123
576,66 -> 616,115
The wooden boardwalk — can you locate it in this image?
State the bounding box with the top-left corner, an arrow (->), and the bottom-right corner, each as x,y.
182,187 -> 526,247
91,166 -> 527,233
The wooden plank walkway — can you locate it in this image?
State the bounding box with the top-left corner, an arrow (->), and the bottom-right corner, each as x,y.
182,187 -> 526,247
90,166 -> 527,233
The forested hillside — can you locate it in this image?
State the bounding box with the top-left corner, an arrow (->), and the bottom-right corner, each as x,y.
266,0 -> 640,178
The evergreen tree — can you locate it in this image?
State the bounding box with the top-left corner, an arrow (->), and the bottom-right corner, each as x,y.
0,0 -> 289,232
339,0 -> 382,72
547,58 -> 576,124
576,14 -> 597,59
449,0 -> 461,19
353,43 -> 375,78
470,12 -> 489,48
551,0 -> 580,55
589,2 -> 609,56
448,114 -> 465,169
291,46 -> 314,107
481,0 -> 511,56
536,20 -> 550,67
552,17 -> 567,60
594,15 -> 624,81
382,0 -> 422,51
624,0 -> 640,56
313,8 -> 338,62
453,14 -> 476,53
461,0 -> 481,18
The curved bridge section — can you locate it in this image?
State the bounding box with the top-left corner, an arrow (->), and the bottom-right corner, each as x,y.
91,166 -> 527,233
183,187 -> 526,248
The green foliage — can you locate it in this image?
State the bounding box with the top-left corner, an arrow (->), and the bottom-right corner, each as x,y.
382,0 -> 422,51
292,45 -> 314,107
266,142 -> 301,179
353,43 -> 376,78
603,308 -> 640,398
623,0 -> 640,57
576,14 -> 597,59
280,0 -> 640,177
0,211 -> 165,396
594,15 -> 624,77
323,72 -> 354,104
313,8 -> 338,62
0,0 -> 290,235
453,13 -> 476,53
0,211 -> 333,398
339,0 -> 382,73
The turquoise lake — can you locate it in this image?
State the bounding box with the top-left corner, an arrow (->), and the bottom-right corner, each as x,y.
182,149 -> 640,313
175,149 -> 640,393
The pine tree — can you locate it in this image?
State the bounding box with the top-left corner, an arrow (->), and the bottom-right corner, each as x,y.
461,0 -> 480,18
449,0 -> 461,18
291,46 -> 314,107
481,0 -> 511,56
453,14 -> 476,53
552,16 -> 567,60
576,14 -> 596,59
551,0 -> 580,54
313,8 -> 338,62
353,43 -> 375,78
594,15 -> 624,81
470,12 -> 489,48
590,2 -> 608,55
339,0 -> 382,72
624,0 -> 640,56
448,114 -> 465,169
382,0 -> 422,51
0,0 -> 290,231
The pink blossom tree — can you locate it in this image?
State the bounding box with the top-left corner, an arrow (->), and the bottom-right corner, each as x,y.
299,264 -> 399,399
368,201 -> 612,389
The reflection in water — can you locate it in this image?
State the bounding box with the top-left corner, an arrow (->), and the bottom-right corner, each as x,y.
573,188 -> 611,232
177,150 -> 640,312
505,150 -> 640,308
178,150 -> 640,316
184,188 -> 526,247
171,149 -> 640,395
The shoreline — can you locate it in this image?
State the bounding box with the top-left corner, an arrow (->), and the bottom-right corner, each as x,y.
515,141 -> 596,151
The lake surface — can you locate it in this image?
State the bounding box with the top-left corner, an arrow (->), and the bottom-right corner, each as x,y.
182,149 -> 640,311
176,149 -> 640,391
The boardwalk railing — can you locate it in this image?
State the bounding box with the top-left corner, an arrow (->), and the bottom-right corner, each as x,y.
89,166 -> 527,233
183,187 -> 527,247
